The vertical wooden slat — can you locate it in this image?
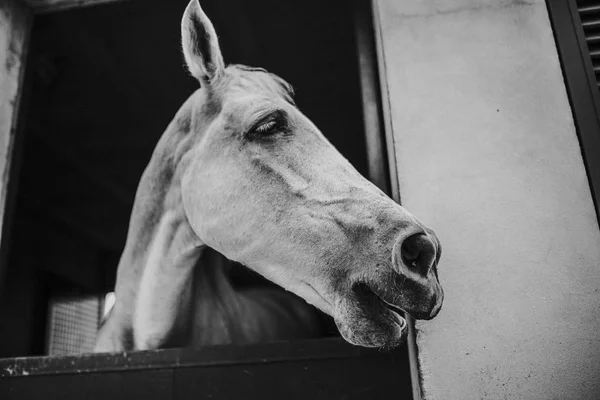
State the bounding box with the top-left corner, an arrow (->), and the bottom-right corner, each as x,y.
0,0 -> 33,291
370,1 -> 420,400
370,0 -> 401,205
352,0 -> 389,194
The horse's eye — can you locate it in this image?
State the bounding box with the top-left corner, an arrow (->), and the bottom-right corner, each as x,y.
249,112 -> 287,139
254,120 -> 279,135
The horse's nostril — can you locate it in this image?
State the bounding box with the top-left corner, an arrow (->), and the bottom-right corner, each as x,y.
400,233 -> 436,275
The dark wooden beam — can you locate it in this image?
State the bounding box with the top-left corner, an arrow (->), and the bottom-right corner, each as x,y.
352,0 -> 390,194
22,0 -> 130,14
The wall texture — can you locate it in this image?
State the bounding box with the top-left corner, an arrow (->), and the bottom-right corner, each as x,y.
375,0 -> 600,398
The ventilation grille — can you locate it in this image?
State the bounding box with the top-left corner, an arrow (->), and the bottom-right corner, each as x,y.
46,294 -> 102,356
578,1 -> 600,89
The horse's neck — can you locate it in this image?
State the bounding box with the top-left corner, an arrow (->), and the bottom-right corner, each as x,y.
190,250 -> 324,346
190,249 -> 251,345
108,92 -> 253,348
111,98 -> 197,329
193,249 -> 238,307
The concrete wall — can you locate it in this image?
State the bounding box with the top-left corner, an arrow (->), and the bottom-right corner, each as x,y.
374,0 -> 600,398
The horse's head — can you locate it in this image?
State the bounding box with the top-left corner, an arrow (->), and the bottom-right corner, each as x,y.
179,0 -> 443,348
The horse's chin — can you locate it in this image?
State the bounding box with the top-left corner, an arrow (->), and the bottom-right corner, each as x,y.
333,283 -> 408,349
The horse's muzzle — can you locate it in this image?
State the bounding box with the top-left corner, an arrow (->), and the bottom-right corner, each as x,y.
381,226 -> 443,320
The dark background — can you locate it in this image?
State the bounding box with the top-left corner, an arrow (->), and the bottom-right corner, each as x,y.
0,0 -> 368,356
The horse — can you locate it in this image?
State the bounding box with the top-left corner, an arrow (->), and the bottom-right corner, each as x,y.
94,0 -> 444,352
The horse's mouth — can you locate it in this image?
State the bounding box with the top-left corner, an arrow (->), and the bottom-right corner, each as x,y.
354,282 -> 408,328
332,281 -> 408,348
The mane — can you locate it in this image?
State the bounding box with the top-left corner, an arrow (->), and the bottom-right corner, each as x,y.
220,64 -> 296,105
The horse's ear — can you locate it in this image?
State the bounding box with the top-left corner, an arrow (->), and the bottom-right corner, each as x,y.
181,0 -> 225,84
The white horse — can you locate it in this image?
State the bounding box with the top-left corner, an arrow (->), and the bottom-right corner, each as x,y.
94,0 -> 443,352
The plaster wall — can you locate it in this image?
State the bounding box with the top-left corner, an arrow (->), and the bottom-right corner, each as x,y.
375,0 -> 600,398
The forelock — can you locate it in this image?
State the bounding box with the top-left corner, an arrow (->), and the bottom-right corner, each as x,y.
220,64 -> 295,105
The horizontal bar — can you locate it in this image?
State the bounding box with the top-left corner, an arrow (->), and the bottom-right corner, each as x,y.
586,33 -> 600,44
581,19 -> 600,30
579,5 -> 600,15
0,337 -> 407,378
22,0 -> 130,14
582,19 -> 600,29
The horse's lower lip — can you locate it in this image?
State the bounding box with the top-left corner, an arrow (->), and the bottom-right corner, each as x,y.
371,290 -> 409,327
354,282 -> 408,326
376,295 -> 407,332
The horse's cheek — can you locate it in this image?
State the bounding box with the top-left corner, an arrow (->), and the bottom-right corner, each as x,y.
180,158 -> 254,252
180,159 -> 219,241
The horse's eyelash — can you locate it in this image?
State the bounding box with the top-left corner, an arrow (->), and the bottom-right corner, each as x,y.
255,120 -> 277,133
247,110 -> 288,138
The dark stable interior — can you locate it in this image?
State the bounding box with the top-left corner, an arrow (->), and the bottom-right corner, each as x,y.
0,0 -> 369,357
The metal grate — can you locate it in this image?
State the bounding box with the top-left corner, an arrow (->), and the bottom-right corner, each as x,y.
46,294 -> 102,356
577,0 -> 600,89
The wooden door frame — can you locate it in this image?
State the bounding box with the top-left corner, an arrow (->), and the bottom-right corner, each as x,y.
546,0 -> 600,226
359,1 -> 422,399
0,0 -> 33,294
